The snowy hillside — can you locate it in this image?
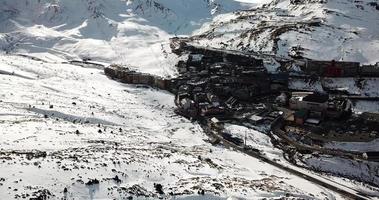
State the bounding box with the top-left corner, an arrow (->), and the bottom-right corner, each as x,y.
192,0 -> 379,64
2,0 -> 379,199
0,0 -> 256,76
0,53 -> 345,199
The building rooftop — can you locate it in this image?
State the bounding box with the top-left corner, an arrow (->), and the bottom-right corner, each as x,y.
302,93 -> 329,103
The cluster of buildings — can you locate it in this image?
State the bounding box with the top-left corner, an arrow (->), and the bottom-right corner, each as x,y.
277,92 -> 352,125
104,64 -> 169,90
172,48 -> 271,119
105,40 -> 375,130
104,41 -> 379,164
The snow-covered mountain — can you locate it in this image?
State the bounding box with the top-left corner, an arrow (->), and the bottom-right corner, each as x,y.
1,0 -> 379,199
192,0 -> 379,64
0,0 -> 256,76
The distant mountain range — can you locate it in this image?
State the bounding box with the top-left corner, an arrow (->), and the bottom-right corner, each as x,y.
0,0 -> 254,76
0,0 -> 378,74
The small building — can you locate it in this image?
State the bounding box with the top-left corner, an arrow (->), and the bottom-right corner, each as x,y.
365,152 -> 379,162
289,92 -> 329,112
104,66 -> 117,77
175,92 -> 190,106
266,111 -> 283,120
180,98 -> 195,110
225,97 -> 238,109
248,115 -> 264,125
208,117 -> 224,131
302,60 -> 360,77
361,112 -> 379,123
200,104 -> 225,117
213,84 -> 233,97
326,98 -> 352,119
360,64 -> 379,77
294,109 -> 308,125
193,92 -> 207,103
221,132 -> 244,146
208,63 -> 229,73
270,73 -> 289,91
154,77 -> 169,90
232,88 -> 251,101
207,93 -> 220,104
192,86 -> 203,94
188,54 -> 204,67
289,92 -> 351,121
176,98 -> 197,118
177,60 -> 188,73
276,92 -> 289,106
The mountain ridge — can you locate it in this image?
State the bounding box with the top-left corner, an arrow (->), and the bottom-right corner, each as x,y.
191,0 -> 379,64
0,0 -> 256,76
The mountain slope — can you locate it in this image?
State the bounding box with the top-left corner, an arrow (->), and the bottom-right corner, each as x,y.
191,0 -> 379,64
0,0 -> 379,198
0,0 -> 256,76
0,53 -> 344,199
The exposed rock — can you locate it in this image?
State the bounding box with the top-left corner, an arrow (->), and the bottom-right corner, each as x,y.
154,183 -> 164,194
85,179 -> 100,186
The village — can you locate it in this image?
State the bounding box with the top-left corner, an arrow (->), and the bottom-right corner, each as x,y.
104,38 -> 379,183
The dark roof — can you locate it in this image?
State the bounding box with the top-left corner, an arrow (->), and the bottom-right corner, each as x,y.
366,152 -> 379,157
303,93 -> 329,103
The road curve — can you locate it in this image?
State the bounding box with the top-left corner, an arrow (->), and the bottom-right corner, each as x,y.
201,120 -> 371,200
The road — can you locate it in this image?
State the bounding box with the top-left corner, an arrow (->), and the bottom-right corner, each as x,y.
201,120 -> 372,200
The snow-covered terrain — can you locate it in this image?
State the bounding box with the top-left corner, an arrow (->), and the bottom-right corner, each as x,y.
289,77 -> 379,97
192,0 -> 379,64
1,0 -> 379,199
0,0 -> 259,77
325,139 -> 379,152
0,53 -> 345,199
